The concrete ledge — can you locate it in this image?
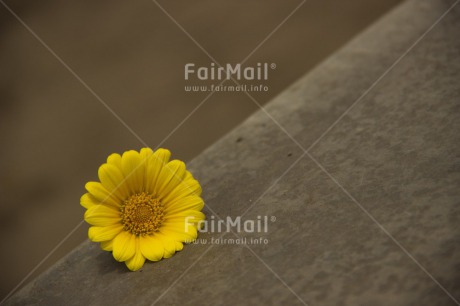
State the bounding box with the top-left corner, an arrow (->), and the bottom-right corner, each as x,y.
6,0 -> 460,305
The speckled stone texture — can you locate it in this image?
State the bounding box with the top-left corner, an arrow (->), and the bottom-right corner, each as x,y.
5,0 -> 460,305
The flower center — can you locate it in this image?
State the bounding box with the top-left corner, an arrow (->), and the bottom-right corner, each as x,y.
120,192 -> 164,236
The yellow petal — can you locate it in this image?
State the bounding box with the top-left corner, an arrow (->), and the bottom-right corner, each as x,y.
139,235 -> 164,261
107,153 -> 122,170
162,220 -> 199,231
88,224 -> 123,242
140,148 -> 153,162
100,240 -> 113,251
113,231 -> 136,262
125,238 -> 146,271
165,210 -> 206,223
152,148 -> 171,166
84,204 -> 121,226
165,196 -> 204,215
139,148 -> 153,190
163,220 -> 198,234
121,150 -> 144,194
160,224 -> 197,241
175,241 -> 184,251
98,164 -> 129,199
145,148 -> 171,195
156,234 -> 176,258
162,177 -> 202,204
155,160 -> 186,199
85,182 -> 121,209
80,193 -> 97,209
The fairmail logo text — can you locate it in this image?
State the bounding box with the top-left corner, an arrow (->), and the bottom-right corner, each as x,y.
184,62 -> 275,81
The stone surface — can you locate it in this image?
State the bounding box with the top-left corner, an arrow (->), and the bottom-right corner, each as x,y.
5,0 -> 460,305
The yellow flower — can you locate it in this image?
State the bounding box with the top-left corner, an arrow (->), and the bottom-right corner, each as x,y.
81,148 -> 205,271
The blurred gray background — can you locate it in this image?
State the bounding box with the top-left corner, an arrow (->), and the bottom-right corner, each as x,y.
0,0 -> 402,299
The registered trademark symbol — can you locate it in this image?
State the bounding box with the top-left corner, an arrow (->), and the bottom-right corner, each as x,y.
270,63 -> 276,69
270,216 -> 276,222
